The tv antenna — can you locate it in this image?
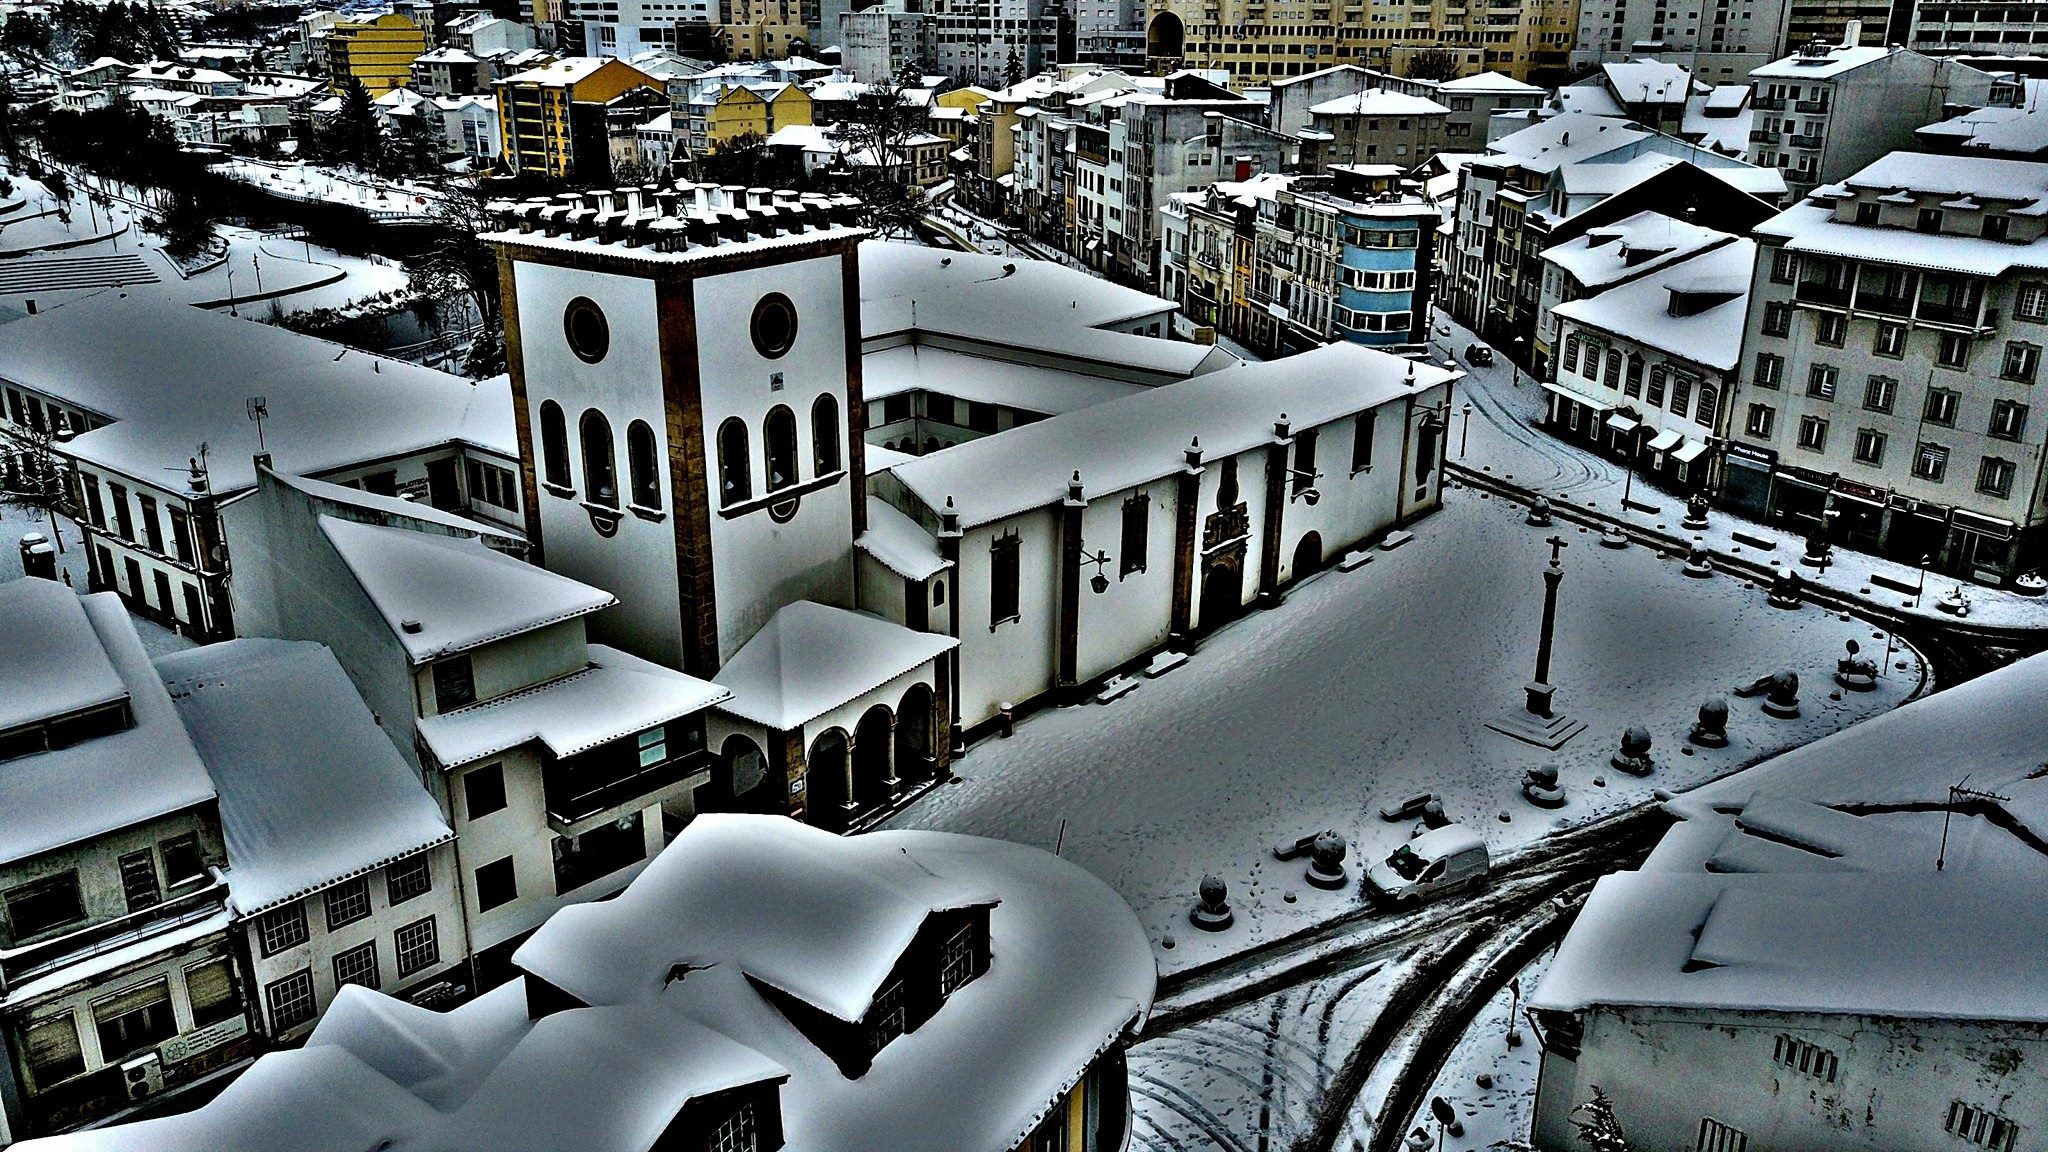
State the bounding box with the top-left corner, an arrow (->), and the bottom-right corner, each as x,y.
1937,773 -> 2011,871
246,396 -> 269,452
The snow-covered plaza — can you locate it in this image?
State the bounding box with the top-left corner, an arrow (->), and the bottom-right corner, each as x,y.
888,486 -> 1923,973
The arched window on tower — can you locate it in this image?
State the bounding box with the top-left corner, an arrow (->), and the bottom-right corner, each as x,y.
580,409 -> 618,508
765,405 -> 798,491
718,418 -> 752,506
628,420 -> 661,510
540,400 -> 570,489
812,394 -> 842,475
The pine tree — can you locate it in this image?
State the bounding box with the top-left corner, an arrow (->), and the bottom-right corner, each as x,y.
1002,47 -> 1023,87
1570,1087 -> 1633,1152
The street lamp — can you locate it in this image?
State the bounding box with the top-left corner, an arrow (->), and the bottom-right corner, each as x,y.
1460,400 -> 1473,458
1079,547 -> 1113,594
226,268 -> 238,317
1512,336 -> 1526,387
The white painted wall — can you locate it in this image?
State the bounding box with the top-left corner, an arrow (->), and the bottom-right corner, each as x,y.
1535,1005 -> 2048,1152
695,254 -> 860,662
1073,474 -> 1177,684
954,507 -> 1062,727
511,261 -> 686,668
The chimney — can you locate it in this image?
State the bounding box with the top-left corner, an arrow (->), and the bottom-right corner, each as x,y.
1841,17 -> 1861,47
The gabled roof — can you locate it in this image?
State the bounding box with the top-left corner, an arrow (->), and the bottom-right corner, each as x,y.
156,639 -> 452,915
318,516 -> 614,662
1750,43 -> 1893,80
712,602 -> 955,731
1438,71 -> 1543,93
1551,238 -> 1755,370
1308,90 -> 1450,118
0,579 -> 126,732
856,496 -> 948,581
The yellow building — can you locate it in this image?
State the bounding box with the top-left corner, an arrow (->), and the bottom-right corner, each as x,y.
1141,0 -> 1576,85
716,0 -> 807,61
705,82 -> 812,150
495,57 -> 665,180
325,14 -> 429,97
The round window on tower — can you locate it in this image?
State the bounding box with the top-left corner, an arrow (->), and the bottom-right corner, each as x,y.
564,296 -> 610,364
751,293 -> 799,360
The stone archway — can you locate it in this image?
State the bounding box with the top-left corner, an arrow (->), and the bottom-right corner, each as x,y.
1147,11 -> 1185,58
852,705 -> 896,810
1200,546 -> 1246,630
806,728 -> 851,831
895,684 -> 935,783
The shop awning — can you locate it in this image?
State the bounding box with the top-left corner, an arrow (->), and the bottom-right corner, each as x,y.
1604,413 -> 1640,433
1954,509 -> 2016,539
1647,429 -> 1683,452
1540,380 -> 1605,409
1672,440 -> 1709,463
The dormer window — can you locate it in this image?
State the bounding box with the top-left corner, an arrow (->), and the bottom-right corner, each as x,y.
1984,214 -> 2009,241
712,1103 -> 761,1152
938,922 -> 976,997
1855,201 -> 1879,225
866,980 -> 907,1056
1918,207 -> 1944,234
433,654 -> 477,712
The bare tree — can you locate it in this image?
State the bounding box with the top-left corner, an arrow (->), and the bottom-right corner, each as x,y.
0,420 -> 74,556
1406,47 -> 1461,82
835,70 -> 929,237
408,179 -> 505,377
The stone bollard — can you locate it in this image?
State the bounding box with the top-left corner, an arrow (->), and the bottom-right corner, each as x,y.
1768,569 -> 1803,610
1800,528 -> 1833,569
1599,523 -> 1629,549
1682,493 -> 1711,531
1189,874 -> 1234,931
1761,670 -> 1801,719
1611,725 -> 1655,776
1689,697 -> 1730,747
1419,798 -> 1451,829
1683,543 -> 1715,578
1304,831 -> 1348,889
1835,639 -> 1878,692
1526,496 -> 1553,527
1522,763 -> 1566,808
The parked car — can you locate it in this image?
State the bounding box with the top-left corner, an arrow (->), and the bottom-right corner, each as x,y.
1464,343 -> 1494,367
1365,824 -> 1489,906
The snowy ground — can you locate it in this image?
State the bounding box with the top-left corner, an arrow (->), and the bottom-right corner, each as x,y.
886,490 -> 1923,975
210,159 -> 443,219
1432,309 -> 2048,630
1401,950 -> 1553,1152
0,167 -> 412,321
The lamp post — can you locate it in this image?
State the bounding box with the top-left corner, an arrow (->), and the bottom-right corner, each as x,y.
1460,400 -> 1473,459
226,268 -> 238,317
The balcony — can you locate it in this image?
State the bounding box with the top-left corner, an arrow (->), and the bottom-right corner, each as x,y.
1855,292 -> 1915,318
1,880 -> 228,992
1795,98 -> 1829,113
1788,134 -> 1824,150
1794,280 -> 1852,308
1753,95 -> 1786,110
1748,128 -> 1779,143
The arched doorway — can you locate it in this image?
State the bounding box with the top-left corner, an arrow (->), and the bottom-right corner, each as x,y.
1147,11 -> 1185,58
715,734 -> 772,813
806,729 -> 851,831
852,706 -> 895,810
1292,532 -> 1324,582
896,684 -> 935,783
1199,549 -> 1245,630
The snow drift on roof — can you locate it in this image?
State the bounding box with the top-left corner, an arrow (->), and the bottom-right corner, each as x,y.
857,496 -> 949,580
156,639 -> 452,913
0,578 -> 127,732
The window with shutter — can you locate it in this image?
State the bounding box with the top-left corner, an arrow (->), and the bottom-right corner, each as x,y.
185,958 -> 241,1027
93,980 -> 175,1062
24,1013 -> 84,1089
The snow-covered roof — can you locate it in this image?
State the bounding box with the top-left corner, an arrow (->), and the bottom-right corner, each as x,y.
857,496 -> 948,580
0,578 -> 127,732
1542,210 -> 1733,289
862,344 -> 1147,414
156,639 -> 452,914
1438,71 -> 1543,93
0,295 -> 515,497
1485,111 -> 1650,172
860,239 -> 1172,331
501,56 -> 631,86
1532,869 -> 2048,1024
1681,88 -> 1753,153
319,516 -> 614,662
1750,43 -> 1894,80
0,585 -> 216,867
1600,59 -> 1698,104
518,816 -> 1153,1152
712,601 -> 955,730
1551,238 -> 1754,370
416,644 -> 727,769
416,47 -> 479,64
1841,149 -> 2048,204
1758,200 -> 2048,277
636,110 -> 672,133
892,342 -> 1456,529
865,443 -> 915,473
1307,89 -> 1450,118
1918,102 -> 2048,157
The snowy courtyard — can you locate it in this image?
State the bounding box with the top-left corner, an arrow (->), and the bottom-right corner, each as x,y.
887,487 -> 1923,974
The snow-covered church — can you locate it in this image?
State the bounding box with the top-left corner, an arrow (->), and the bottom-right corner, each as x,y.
485,185 -> 1457,829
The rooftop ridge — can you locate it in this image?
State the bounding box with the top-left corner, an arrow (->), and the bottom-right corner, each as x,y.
486,181 -> 865,255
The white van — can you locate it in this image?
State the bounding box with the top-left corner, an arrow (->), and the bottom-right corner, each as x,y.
1365,824 -> 1489,906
